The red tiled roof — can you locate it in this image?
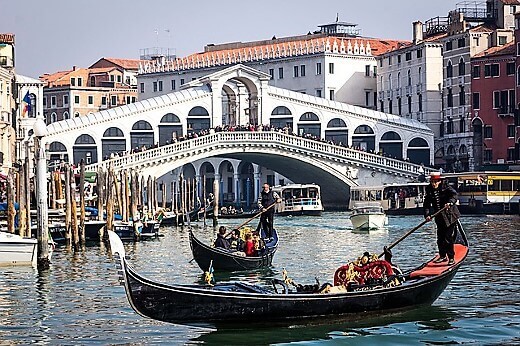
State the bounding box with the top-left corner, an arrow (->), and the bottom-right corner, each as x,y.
500,0 -> 520,5
473,41 -> 515,58
96,57 -> 143,70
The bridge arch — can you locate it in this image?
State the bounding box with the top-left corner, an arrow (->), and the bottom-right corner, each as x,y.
407,137 -> 430,164
102,127 -> 125,159
298,111 -> 321,137
379,131 -> 403,159
352,125 -> 375,152
73,134 -> 97,165
131,120 -> 154,150
159,113 -> 182,145
325,118 -> 349,145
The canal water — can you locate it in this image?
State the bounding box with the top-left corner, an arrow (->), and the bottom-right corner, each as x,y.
1,213 -> 519,345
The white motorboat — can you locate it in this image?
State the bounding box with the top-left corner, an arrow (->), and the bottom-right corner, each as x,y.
349,203 -> 387,231
272,183 -> 324,216
0,231 -> 38,266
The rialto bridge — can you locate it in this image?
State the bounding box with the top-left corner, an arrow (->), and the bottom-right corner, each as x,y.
42,64 -> 434,209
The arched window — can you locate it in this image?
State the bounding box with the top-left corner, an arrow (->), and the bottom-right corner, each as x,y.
381,131 -> 401,140
327,118 -> 347,128
103,127 -> 124,137
75,134 -> 95,144
354,125 -> 374,134
50,112 -> 57,123
458,57 -> 465,76
409,138 -> 428,147
271,106 -> 292,115
299,112 -> 319,121
63,111 -> 70,120
188,106 -> 209,116
397,72 -> 401,88
160,113 -> 181,123
132,120 -> 152,130
447,60 -> 453,78
407,70 -> 412,86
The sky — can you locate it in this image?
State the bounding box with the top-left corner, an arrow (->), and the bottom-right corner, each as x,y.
1,0 -> 457,78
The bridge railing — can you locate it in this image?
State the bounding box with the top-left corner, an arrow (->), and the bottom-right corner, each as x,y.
85,131 -> 429,176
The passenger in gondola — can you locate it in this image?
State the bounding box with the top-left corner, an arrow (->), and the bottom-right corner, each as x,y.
229,229 -> 245,253
214,226 -> 230,249
244,233 -> 257,256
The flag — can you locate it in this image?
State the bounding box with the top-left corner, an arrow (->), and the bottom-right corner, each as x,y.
22,91 -> 31,116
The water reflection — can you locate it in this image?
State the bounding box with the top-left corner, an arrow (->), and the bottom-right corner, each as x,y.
0,213 -> 519,344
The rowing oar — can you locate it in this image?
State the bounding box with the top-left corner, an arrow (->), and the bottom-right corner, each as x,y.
224,202 -> 277,237
378,204 -> 450,259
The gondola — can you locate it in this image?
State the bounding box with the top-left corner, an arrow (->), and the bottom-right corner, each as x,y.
189,228 -> 278,271
160,205 -> 202,226
108,220 -> 469,325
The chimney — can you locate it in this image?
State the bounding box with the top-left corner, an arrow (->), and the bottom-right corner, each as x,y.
72,65 -> 77,71
413,21 -> 423,44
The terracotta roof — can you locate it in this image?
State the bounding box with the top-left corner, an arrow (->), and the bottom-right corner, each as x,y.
97,57 -> 143,70
473,41 -> 515,58
140,35 -> 409,74
88,67 -> 119,74
500,0 -> 520,5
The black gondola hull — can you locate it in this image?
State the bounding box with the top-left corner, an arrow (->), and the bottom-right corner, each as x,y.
189,229 -> 278,271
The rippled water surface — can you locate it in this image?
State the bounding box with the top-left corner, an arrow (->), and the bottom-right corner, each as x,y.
0,213 -> 519,345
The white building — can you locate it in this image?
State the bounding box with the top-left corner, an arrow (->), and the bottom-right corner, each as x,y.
137,22 -> 407,113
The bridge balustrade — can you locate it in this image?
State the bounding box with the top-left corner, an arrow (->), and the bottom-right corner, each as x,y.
84,131 -> 429,178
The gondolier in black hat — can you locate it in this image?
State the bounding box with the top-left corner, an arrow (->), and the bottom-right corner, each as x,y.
257,183 -> 281,240
424,172 -> 461,265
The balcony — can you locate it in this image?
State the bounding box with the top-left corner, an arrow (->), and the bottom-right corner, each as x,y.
378,91 -> 385,100
405,85 -> 413,95
386,90 -> 392,99
458,76 -> 465,85
396,88 -> 402,98
445,78 -> 452,87
415,83 -> 422,94
498,105 -> 514,117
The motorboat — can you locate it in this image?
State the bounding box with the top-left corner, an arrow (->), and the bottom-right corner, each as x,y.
350,202 -> 387,231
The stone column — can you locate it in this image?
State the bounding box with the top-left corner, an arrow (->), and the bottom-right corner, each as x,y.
234,172 -> 241,207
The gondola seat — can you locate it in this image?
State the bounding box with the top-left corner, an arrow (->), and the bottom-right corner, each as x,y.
409,244 -> 468,278
333,260 -> 394,287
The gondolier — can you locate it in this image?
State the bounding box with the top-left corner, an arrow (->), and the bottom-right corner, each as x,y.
257,183 -> 281,239
424,172 -> 461,265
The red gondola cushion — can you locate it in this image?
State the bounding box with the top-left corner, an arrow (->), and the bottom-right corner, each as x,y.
333,260 -> 394,286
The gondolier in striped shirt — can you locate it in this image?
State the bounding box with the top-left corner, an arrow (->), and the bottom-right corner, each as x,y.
257,183 -> 281,240
423,172 -> 460,265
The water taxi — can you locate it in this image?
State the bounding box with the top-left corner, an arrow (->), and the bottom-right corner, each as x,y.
443,171 -> 520,214
349,182 -> 429,215
349,202 -> 387,231
272,184 -> 324,216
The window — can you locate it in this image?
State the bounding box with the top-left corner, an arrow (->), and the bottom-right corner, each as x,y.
388,100 -> 393,113
63,95 -> 69,106
74,95 -> 79,104
51,96 -> 56,107
474,37 -> 480,47
126,96 -> 131,104
499,36 -> 507,45
484,125 -> 493,138
329,89 -> 335,100
418,94 -> 423,112
365,91 -> 370,106
447,119 -> 454,134
398,97 -> 402,115
278,67 -> 284,79
484,149 -> 493,162
473,93 -> 480,109
293,66 -> 299,77
507,124 -> 515,138
71,78 -> 76,86
397,55 -> 401,64
388,56 -> 392,65
380,101 -> 384,112
180,78 -> 185,85
88,95 -> 93,105
446,41 -> 453,51
171,80 -> 176,90
101,96 -> 107,105
77,78 -> 82,87
153,82 -> 157,92
458,37 -> 465,48
316,89 -> 322,98
111,95 -> 117,106
459,58 -> 465,76
405,52 -> 412,61
365,65 -> 371,77
485,64 -> 500,77
417,49 -> 423,59
158,81 -> 163,91
117,75 -> 121,83
140,83 -> 145,93
43,97 -> 47,108
329,62 -> 334,74
517,43 -> 520,56
269,68 -> 274,80
447,88 -> 453,107
473,65 -> 481,78
507,62 -> 515,75
508,148 -> 515,161
408,96 -> 412,114
459,86 -> 465,105
316,63 -> 321,75
493,91 -> 500,108
447,61 -> 453,78
300,65 -> 306,77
